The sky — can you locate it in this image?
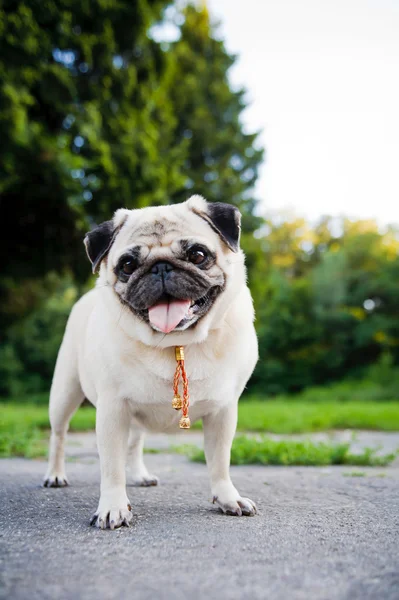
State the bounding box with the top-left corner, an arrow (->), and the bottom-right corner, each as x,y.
206,0 -> 399,226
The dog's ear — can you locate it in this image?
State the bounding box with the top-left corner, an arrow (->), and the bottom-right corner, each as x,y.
84,209 -> 130,274
84,220 -> 115,274
206,202 -> 241,252
188,196 -> 241,252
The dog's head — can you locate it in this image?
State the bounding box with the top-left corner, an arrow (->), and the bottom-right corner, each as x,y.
84,196 -> 245,345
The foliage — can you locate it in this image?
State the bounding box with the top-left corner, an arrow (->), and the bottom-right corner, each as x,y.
166,5 -> 264,231
2,257 -> 399,398
179,436 -> 398,467
1,2 -> 399,397
247,216 -> 399,394
0,278 -> 79,395
0,0 -> 172,322
0,1 -> 262,327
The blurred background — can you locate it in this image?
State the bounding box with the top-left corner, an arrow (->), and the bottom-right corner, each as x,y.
1,0 -> 399,411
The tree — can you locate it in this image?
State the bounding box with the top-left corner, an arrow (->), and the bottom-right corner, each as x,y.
0,0 -> 184,324
249,215 -> 399,393
0,1 -> 264,328
166,4 -> 264,232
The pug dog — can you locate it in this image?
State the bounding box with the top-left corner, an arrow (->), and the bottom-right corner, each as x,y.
44,195 -> 258,528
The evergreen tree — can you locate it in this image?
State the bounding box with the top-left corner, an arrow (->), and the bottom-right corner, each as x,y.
0,1 -> 265,345
0,0 -> 184,321
167,4 -> 264,231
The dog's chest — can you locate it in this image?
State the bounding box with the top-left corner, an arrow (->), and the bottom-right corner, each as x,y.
117,347 -> 235,431
128,376 -> 228,433
124,356 -> 229,402
130,396 -> 213,433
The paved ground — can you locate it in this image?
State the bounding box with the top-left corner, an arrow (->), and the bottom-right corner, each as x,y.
1,433 -> 399,600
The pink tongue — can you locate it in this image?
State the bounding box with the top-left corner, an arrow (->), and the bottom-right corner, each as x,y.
148,299 -> 191,333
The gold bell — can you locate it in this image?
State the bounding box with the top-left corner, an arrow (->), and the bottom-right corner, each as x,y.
179,416 -> 191,429
172,394 -> 183,410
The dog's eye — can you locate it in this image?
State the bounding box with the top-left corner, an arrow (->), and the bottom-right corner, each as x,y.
121,260 -> 136,275
188,247 -> 207,265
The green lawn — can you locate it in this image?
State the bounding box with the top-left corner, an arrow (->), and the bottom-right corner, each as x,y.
1,397 -> 399,458
0,404 -> 96,458
236,399 -> 399,433
177,436 -> 397,467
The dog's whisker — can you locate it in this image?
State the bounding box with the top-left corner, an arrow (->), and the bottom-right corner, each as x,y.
154,333 -> 167,350
116,303 -> 126,328
223,318 -> 238,339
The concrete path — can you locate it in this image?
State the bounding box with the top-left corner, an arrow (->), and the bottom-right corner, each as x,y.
1,433 -> 399,600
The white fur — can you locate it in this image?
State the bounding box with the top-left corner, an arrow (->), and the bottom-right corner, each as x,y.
44,196 -> 258,527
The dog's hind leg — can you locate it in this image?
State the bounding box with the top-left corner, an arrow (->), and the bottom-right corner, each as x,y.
43,336 -> 85,488
127,427 -> 159,487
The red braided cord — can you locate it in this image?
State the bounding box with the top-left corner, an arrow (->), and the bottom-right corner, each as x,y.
180,361 -> 190,417
173,359 -> 190,418
173,362 -> 181,397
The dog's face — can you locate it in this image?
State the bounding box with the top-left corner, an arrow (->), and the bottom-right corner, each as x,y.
84,196 -> 244,341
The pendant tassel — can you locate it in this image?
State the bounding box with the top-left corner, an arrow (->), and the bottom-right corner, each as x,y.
173,346 -> 190,429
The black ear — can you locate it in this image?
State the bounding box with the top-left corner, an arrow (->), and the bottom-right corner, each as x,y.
84,220 -> 115,274
201,202 -> 241,252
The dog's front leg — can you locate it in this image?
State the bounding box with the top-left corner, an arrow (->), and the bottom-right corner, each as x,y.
90,396 -> 133,529
203,402 -> 257,517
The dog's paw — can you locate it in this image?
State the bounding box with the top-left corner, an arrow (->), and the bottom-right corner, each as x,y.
90,491 -> 133,530
213,495 -> 257,517
212,481 -> 257,517
43,472 -> 68,488
130,473 -> 159,487
90,506 -> 133,530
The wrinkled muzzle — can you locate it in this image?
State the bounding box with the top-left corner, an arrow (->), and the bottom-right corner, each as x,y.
121,260 -> 223,334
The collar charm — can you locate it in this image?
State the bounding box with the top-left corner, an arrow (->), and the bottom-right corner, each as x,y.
173,346 -> 191,429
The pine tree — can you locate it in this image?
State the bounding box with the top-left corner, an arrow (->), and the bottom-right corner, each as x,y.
0,0 -> 184,323
167,4 -> 264,232
0,1 -> 265,329
0,0 -> 184,281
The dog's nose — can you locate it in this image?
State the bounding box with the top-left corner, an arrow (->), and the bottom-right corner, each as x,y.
150,261 -> 174,276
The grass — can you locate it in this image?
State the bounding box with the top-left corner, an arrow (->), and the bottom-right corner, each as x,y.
0,426 -> 48,459
1,403 -> 96,432
1,394 -> 399,458
178,436 -> 398,467
235,400 -> 399,433
0,404 -> 96,458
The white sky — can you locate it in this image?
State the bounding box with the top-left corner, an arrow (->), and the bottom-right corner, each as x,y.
206,0 -> 399,225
